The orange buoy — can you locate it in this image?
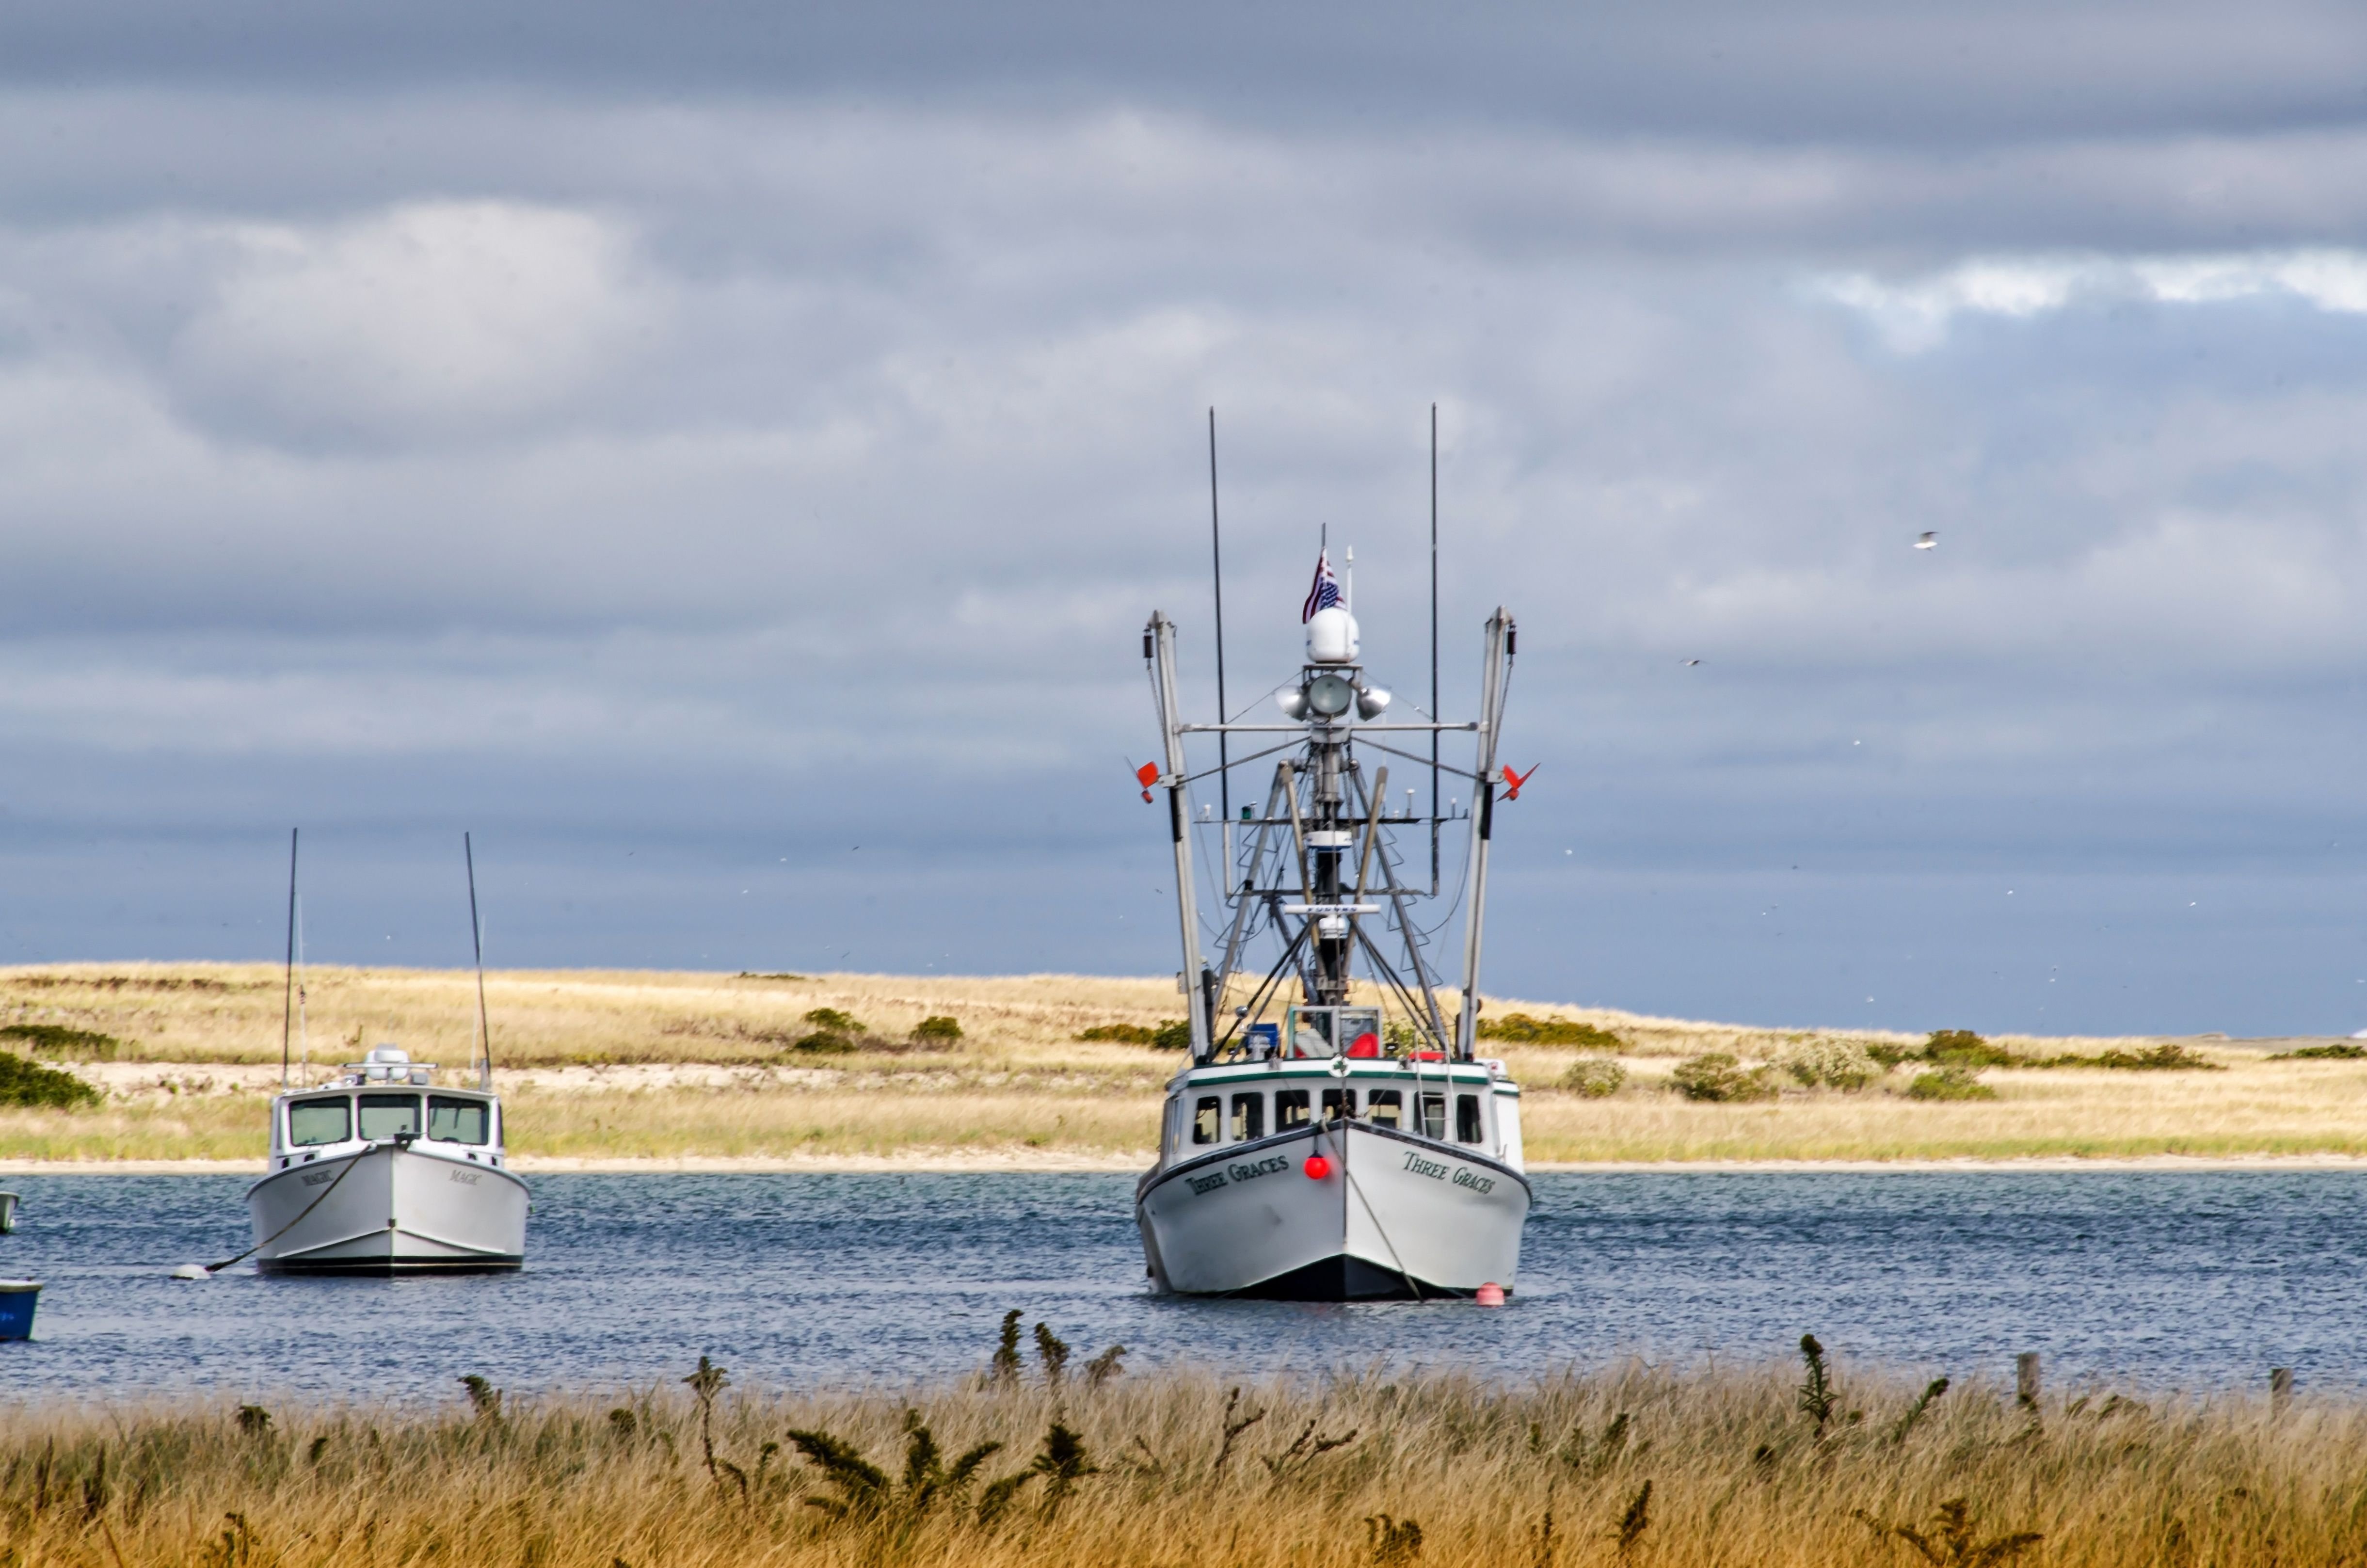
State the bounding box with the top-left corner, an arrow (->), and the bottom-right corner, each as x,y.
1475,1281 -> 1506,1307
1303,1154 -> 1333,1180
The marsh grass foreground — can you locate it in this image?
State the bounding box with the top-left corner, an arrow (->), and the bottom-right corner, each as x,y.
9,963 -> 2367,1165
6,1335 -> 2353,1568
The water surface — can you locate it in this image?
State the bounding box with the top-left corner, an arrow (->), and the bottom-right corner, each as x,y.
0,1171 -> 2356,1398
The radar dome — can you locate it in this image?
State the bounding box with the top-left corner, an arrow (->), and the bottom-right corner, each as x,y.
1306,606 -> 1359,664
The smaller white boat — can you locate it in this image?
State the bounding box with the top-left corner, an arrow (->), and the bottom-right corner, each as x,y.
232,829 -> 526,1276
246,1047 -> 527,1274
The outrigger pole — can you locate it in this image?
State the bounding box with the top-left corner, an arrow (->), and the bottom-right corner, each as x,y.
1146,614 -> 1213,1062
1455,610 -> 1515,1057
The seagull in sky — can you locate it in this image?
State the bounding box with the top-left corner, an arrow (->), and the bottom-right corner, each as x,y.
1682,658 -> 1701,667
1915,531 -> 1938,550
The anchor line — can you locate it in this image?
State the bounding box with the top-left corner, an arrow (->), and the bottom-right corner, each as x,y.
1340,1127 -> 1423,1301
201,1143 -> 376,1274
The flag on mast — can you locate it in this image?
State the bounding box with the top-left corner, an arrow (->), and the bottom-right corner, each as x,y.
1301,550 -> 1342,623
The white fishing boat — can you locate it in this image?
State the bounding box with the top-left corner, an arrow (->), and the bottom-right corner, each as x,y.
247,1046 -> 527,1274
1134,448 -> 1532,1300
224,831 -> 527,1276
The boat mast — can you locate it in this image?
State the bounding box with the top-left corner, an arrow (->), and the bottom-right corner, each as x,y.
465,832 -> 493,1090
280,827 -> 298,1091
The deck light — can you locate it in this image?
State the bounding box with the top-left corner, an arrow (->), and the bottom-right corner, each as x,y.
1305,673 -> 1356,718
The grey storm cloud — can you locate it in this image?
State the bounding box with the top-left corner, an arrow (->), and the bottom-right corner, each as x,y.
4,0 -> 2367,1033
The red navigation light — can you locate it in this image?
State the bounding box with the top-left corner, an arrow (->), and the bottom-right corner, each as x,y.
1303,1155 -> 1332,1180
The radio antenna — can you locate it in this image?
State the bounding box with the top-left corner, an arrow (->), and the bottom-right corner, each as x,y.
1208,407 -> 1229,826
465,832 -> 492,1090
280,827 -> 298,1090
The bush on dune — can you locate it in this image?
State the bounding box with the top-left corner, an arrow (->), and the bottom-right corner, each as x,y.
0,1051 -> 101,1108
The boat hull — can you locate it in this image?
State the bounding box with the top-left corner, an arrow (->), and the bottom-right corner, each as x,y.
246,1144 -> 528,1274
1136,1120 -> 1528,1299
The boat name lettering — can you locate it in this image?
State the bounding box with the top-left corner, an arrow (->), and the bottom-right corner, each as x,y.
1452,1167 -> 1496,1195
448,1169 -> 481,1185
1401,1152 -> 1452,1181
1226,1155 -> 1292,1184
1187,1172 -> 1229,1195
300,1170 -> 336,1187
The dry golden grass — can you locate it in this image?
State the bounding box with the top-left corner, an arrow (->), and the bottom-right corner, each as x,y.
9,962 -> 2367,1166
4,1356 -> 2355,1567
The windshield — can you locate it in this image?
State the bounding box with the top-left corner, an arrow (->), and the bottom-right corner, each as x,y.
287,1097 -> 350,1147
428,1096 -> 490,1145
357,1093 -> 421,1140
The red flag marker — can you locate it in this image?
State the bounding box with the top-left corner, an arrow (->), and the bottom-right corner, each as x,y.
1135,762 -> 1160,802
1502,764 -> 1537,801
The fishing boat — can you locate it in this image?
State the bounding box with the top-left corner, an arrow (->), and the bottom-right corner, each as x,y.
1133,437 -> 1531,1300
235,832 -> 528,1275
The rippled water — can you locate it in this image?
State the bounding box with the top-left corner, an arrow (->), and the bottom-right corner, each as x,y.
0,1171 -> 2360,1399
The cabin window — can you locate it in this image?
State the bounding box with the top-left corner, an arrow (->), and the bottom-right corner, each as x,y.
357,1093 -> 422,1141
1321,1088 -> 1356,1121
1230,1093 -> 1264,1142
429,1096 -> 490,1145
1417,1092 -> 1447,1139
287,1097 -> 350,1147
1366,1089 -> 1403,1129
1193,1096 -> 1221,1145
1276,1089 -> 1311,1130
1455,1093 -> 1484,1144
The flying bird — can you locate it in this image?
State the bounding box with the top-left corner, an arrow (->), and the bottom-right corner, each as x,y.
1682,658 -> 1701,667
1915,532 -> 1938,550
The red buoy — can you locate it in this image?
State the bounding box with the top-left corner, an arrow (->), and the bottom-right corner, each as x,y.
1303,1154 -> 1333,1180
1475,1281 -> 1506,1307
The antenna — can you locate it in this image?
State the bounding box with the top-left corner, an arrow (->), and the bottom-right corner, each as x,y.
280,828 -> 298,1090
465,832 -> 492,1090
295,893 -> 309,1084
1208,407 -> 1228,826
1429,404 -> 1440,892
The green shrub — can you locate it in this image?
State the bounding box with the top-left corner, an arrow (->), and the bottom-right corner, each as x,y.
1780,1038 -> 1880,1091
1478,1013 -> 1624,1050
1924,1030 -> 2017,1067
1562,1058 -> 1627,1098
1866,1041 -> 1916,1068
2272,1042 -> 2367,1061
912,1016 -> 963,1042
1907,1066 -> 1995,1101
1149,1020 -> 1193,1052
802,1008 -> 866,1034
790,1032 -> 859,1055
0,1023 -> 120,1060
1077,1024 -> 1157,1044
0,1051 -> 101,1108
2082,1043 -> 2223,1072
1670,1052 -> 1778,1103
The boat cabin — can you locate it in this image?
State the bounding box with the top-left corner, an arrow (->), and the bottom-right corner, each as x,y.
1160,1056 -> 1523,1168
268,1046 -> 506,1173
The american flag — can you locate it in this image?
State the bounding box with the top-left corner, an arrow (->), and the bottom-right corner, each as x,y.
1301,550 -> 1341,623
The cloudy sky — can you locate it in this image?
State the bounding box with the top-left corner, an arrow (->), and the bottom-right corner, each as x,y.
6,0 -> 2367,1036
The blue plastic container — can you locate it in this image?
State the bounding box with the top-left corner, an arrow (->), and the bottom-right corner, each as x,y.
0,1280 -> 40,1342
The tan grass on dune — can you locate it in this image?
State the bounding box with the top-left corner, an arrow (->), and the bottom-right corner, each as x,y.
12,962 -> 2367,1166
4,1356 -> 2353,1567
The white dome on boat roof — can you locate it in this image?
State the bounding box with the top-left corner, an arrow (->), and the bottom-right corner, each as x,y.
366,1045 -> 410,1063
1306,606 -> 1359,664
